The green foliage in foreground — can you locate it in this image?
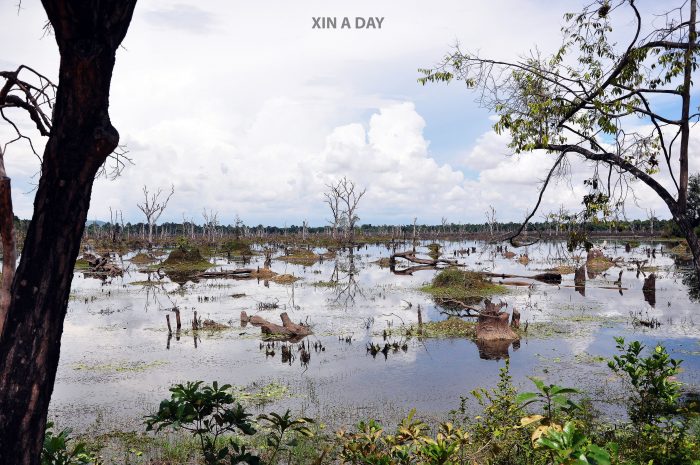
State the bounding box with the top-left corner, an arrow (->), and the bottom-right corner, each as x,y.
144,381 -> 259,465
42,422 -> 96,465
45,339 -> 700,465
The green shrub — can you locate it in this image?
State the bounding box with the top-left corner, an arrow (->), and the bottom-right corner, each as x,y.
145,381 -> 259,465
608,337 -> 681,423
42,422 -> 95,465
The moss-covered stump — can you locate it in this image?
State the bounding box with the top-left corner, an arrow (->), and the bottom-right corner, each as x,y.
421,268 -> 505,306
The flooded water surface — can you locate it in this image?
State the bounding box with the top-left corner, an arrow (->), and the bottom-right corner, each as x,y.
50,239 -> 700,432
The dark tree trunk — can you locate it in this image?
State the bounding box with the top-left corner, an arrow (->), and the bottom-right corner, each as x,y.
0,2 -> 137,464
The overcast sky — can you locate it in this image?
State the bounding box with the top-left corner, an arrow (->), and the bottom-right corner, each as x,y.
1,0 -> 697,226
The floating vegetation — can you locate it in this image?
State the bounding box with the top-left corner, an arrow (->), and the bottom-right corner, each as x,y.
574,352 -> 607,365
197,319 -> 229,331
312,280 -> 339,287
128,280 -> 162,286
420,317 -> 476,338
72,360 -> 168,373
230,382 -> 290,407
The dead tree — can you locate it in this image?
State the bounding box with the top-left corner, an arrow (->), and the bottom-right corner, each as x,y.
0,148 -> 16,329
323,182 -> 342,239
202,209 -> 219,242
485,205 -> 497,237
336,176 -> 366,242
137,185 -> 174,246
0,3 -> 138,463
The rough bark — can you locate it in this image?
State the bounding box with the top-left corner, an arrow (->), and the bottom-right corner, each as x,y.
0,3 -> 137,464
0,176 -> 17,335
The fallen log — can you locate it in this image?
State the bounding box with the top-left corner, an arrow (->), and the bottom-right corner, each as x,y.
198,268 -> 255,278
240,311 -> 271,326
481,271 -> 562,285
240,311 -> 312,338
390,251 -> 457,266
390,264 -> 438,275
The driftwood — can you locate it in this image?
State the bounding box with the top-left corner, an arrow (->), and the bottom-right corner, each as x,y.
84,254 -> 123,276
390,265 -> 437,275
390,251 -> 457,266
240,311 -> 271,326
240,311 -> 312,338
198,268 -> 254,278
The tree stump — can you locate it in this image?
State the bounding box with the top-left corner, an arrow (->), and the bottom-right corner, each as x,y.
643,273 -> 656,307
510,308 -> 520,329
574,266 -> 586,287
476,300 -> 518,341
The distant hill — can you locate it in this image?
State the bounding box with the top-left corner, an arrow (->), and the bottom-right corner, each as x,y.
86,220 -> 107,226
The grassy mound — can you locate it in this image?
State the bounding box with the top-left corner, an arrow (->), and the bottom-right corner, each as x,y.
277,248 -> 335,265
130,252 -> 156,265
421,268 -> 505,305
161,247 -> 212,272
223,239 -> 254,256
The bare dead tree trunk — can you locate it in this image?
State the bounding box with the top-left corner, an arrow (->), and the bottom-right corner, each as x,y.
0,3 -> 137,464
137,184 -> 174,246
335,176 -> 366,243
323,184 -> 341,240
0,150 -> 17,335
